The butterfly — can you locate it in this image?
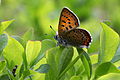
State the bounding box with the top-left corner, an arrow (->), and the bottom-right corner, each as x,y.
54,7 -> 92,48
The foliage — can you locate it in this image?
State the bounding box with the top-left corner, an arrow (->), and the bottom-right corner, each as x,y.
0,0 -> 120,80
0,18 -> 119,80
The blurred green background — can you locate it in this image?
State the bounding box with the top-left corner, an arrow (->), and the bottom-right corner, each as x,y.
0,0 -> 120,54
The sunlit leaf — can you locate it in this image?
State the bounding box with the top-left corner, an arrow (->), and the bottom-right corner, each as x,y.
97,73 -> 120,80
99,23 -> 120,63
3,36 -> 24,69
26,40 -> 41,66
95,62 -> 120,79
30,39 -> 56,67
0,20 -> 14,34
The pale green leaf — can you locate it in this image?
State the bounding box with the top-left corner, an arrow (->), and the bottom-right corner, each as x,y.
3,36 -> 24,69
26,40 -> 41,65
0,20 -> 14,34
99,23 -> 120,63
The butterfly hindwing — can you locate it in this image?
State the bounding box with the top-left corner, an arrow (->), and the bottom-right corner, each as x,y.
62,29 -> 92,48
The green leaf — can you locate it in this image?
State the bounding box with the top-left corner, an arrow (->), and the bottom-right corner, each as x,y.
46,47 -> 59,80
30,39 -> 56,68
3,36 -> 24,69
99,23 -> 120,63
0,61 -> 6,73
35,64 -> 50,73
77,48 -> 92,79
97,73 -> 120,80
0,34 -> 8,55
70,76 -> 81,80
0,20 -> 14,34
95,62 -> 120,79
58,55 -> 80,80
26,41 -> 41,66
58,47 -> 74,75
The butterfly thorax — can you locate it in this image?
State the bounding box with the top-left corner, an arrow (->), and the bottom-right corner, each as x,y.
54,34 -> 68,46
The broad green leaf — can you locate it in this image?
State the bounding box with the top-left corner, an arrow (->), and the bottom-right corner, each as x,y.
26,41 -> 41,66
70,76 -> 81,80
46,47 -> 59,80
58,47 -> 74,76
56,47 -> 74,80
35,64 -> 50,73
0,20 -> 14,34
97,73 -> 120,80
0,61 -> 5,73
3,36 -> 24,69
30,39 -> 56,67
0,34 -> 8,55
99,23 -> 120,63
77,48 -> 92,79
95,62 -> 120,79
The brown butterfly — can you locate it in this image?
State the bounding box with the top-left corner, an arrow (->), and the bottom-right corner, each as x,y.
54,7 -> 92,48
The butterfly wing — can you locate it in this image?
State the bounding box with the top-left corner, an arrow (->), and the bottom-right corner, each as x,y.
58,7 -> 80,38
63,29 -> 92,48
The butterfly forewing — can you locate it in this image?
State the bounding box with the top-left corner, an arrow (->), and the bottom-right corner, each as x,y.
63,29 -> 92,48
58,7 -> 80,37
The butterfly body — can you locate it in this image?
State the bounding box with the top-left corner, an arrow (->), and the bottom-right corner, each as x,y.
54,7 -> 92,48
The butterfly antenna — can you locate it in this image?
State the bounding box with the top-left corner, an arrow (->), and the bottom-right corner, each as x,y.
50,25 -> 56,33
